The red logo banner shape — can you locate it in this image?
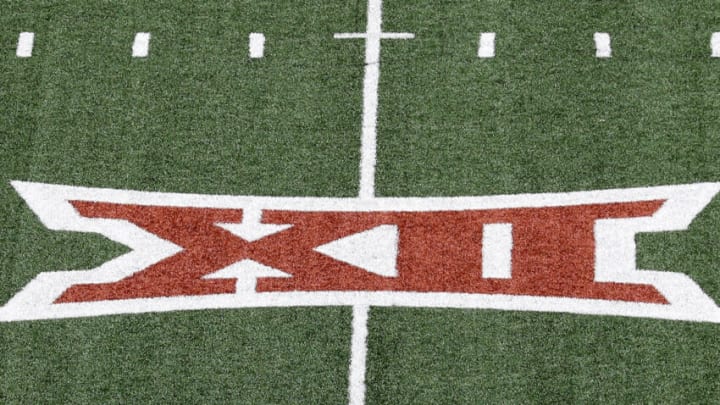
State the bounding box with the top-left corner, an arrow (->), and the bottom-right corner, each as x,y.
2,181 -> 719,323
58,200 -> 666,304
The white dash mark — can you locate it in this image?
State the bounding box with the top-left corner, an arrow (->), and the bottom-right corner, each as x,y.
712,33 -> 720,58
349,304 -> 369,405
16,32 -> 35,58
132,32 -> 151,58
594,32 -> 611,58
482,223 -> 513,279
477,32 -> 495,58
249,33 -> 265,58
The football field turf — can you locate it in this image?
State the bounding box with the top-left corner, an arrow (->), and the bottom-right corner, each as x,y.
1,1 -> 720,403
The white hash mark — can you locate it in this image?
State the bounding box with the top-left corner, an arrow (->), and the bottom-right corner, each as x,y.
16,32 -> 34,58
132,32 -> 151,58
594,32 -> 611,58
712,33 -> 720,58
478,32 -> 495,58
249,33 -> 265,58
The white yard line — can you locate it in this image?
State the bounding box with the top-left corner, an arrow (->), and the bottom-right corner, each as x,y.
335,0 -> 414,403
16,32 -> 34,58
335,0 -> 414,201
350,0 -> 378,396
348,304 -> 370,405
359,0 -> 387,201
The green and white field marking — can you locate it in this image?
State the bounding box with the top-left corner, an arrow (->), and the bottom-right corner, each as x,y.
3,1 -> 720,404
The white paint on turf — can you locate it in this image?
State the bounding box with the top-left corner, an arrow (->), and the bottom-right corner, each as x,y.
482,223 -> 513,279
16,32 -> 34,58
249,33 -> 265,58
132,32 -> 151,58
477,32 -> 495,58
349,304 -> 370,405
333,32 -> 414,40
712,33 -> 720,57
335,0 -> 414,201
203,260 -> 292,292
336,1 -> 414,403
594,32 -> 611,58
315,225 -> 399,278
217,207 -> 292,242
359,0 -> 381,202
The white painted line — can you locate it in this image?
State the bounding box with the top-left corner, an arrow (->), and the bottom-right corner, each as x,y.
335,0 -> 414,200
16,32 -> 34,58
334,32 -> 414,40
594,32 -> 611,58
712,33 -> 720,57
358,0 -> 384,200
482,223 -> 513,279
477,32 -> 495,58
132,32 -> 151,58
335,2 -> 414,403
334,33 -> 367,39
348,304 -> 369,405
336,2 -> 415,404
380,33 -> 414,39
249,33 -> 265,58
352,1 -> 380,400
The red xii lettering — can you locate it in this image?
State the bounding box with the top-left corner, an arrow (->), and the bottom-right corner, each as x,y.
57,199 -> 667,304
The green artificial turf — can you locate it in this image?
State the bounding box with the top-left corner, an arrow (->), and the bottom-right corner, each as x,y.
366,308 -> 720,404
1,1 -> 719,403
0,308 -> 351,404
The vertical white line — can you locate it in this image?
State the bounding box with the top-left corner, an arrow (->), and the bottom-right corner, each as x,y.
16,32 -> 35,58
712,33 -> 720,58
477,32 -> 495,58
351,1 -> 382,402
349,304 -> 370,405
594,32 -> 611,58
481,223 -> 513,279
132,32 -> 151,58
249,33 -> 265,58
359,0 -> 383,200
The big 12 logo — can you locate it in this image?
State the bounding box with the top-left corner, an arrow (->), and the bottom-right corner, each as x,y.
1,180 -> 719,323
